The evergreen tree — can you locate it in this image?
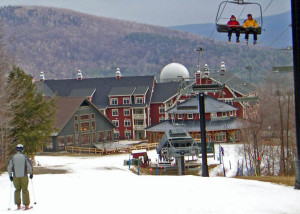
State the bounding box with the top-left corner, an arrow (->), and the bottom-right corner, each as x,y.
8,66 -> 56,158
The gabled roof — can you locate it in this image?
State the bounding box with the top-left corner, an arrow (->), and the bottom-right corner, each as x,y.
133,86 -> 149,95
54,97 -> 86,131
54,97 -> 114,134
151,81 -> 181,103
167,95 -> 237,114
40,76 -> 156,109
210,72 -> 256,96
146,118 -> 246,133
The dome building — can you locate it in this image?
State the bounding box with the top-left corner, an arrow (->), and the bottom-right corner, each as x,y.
160,63 -> 190,83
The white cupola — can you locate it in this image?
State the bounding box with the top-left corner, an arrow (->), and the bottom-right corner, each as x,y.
77,70 -> 83,81
203,64 -> 210,76
116,68 -> 121,79
40,72 -> 45,82
220,62 -> 226,72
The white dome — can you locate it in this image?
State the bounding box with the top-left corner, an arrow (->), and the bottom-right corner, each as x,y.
160,63 -> 190,83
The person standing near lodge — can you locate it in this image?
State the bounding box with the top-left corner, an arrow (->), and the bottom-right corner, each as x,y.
243,13 -> 259,45
7,144 -> 33,210
227,15 -> 240,43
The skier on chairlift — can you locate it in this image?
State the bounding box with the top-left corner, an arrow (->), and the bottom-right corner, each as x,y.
227,15 -> 240,43
243,14 -> 259,45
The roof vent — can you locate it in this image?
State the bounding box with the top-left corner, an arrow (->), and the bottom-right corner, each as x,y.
40,72 -> 45,82
116,68 -> 121,79
220,62 -> 226,72
77,70 -> 83,81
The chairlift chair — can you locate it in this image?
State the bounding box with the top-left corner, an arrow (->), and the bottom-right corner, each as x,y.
216,0 -> 263,35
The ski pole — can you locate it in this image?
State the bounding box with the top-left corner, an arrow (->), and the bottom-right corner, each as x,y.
8,181 -> 13,210
30,179 -> 37,205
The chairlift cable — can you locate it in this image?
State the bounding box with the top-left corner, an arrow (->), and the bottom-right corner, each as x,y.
267,24 -> 292,47
262,0 -> 275,14
237,0 -> 249,20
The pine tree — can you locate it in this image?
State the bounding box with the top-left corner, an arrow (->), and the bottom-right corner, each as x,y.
8,66 -> 56,158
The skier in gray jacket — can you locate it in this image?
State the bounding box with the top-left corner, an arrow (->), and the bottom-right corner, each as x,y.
7,144 -> 33,210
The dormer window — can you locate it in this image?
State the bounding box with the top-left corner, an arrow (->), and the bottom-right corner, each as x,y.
123,97 -> 130,105
111,98 -> 118,105
136,97 -> 143,104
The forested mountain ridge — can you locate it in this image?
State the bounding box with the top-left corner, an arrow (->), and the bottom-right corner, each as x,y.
0,6 -> 292,80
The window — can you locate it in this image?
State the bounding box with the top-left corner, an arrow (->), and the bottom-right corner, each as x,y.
75,123 -> 79,133
229,111 -> 234,116
92,121 -> 96,130
80,122 -> 90,131
123,97 -> 130,105
98,131 -> 104,143
215,132 -> 226,142
106,130 -> 112,141
124,119 -> 131,127
75,134 -> 79,146
112,120 -> 119,127
111,98 -> 118,105
135,109 -> 143,114
234,131 -> 240,141
92,132 -> 96,144
159,106 -> 165,114
91,113 -> 95,119
112,109 -> 118,116
159,117 -> 165,123
58,136 -> 65,150
188,114 -> 193,119
114,131 -> 120,140
178,114 -> 183,119
136,97 -> 143,104
45,138 -> 53,149
135,120 -> 144,125
66,135 -> 73,146
222,112 -> 227,117
74,115 -> 78,121
80,114 -> 89,120
81,133 -> 90,145
125,130 -> 131,139
124,109 -> 130,116
225,99 -> 233,106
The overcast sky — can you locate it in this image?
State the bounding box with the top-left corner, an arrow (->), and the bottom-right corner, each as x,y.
0,0 -> 291,26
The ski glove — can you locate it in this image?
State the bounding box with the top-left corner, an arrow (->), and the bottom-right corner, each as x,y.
9,176 -> 13,181
29,174 -> 33,179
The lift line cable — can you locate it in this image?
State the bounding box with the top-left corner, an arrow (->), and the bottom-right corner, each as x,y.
268,24 -> 292,47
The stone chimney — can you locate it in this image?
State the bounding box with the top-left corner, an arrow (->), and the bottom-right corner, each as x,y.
116,68 -> 121,79
77,70 -> 83,81
220,62 -> 226,72
40,72 -> 45,82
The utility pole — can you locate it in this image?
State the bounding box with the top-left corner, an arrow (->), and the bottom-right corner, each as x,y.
291,0 -> 300,189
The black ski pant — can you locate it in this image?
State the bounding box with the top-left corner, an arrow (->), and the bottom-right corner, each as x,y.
245,28 -> 258,41
228,27 -> 240,41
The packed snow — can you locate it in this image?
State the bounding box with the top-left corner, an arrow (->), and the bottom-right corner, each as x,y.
1,143 -> 300,214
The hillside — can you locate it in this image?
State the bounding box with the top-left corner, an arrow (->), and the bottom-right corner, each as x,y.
0,6 -> 292,80
169,11 -> 292,49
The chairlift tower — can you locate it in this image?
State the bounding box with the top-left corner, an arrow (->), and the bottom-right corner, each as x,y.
193,47 -> 224,177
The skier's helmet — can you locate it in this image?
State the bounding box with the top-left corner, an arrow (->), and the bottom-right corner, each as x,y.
16,144 -> 24,152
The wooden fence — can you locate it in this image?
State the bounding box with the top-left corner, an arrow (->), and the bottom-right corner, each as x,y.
65,142 -> 158,155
